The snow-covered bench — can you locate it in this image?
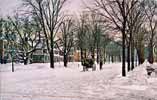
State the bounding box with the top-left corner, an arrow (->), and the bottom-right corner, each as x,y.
146,65 -> 157,76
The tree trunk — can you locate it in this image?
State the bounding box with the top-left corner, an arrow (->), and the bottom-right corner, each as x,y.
11,53 -> 14,72
50,49 -> 54,68
130,30 -> 135,70
137,48 -> 144,65
84,49 -> 87,58
24,58 -> 28,65
91,47 -> 95,59
0,40 -> 4,64
111,55 -> 114,63
119,55 -> 121,62
81,48 -> 83,65
97,48 -> 100,63
103,48 -> 106,63
127,45 -> 131,72
135,52 -> 138,66
131,40 -> 134,70
148,42 -> 154,64
122,31 -> 126,76
12,59 -> 14,72
109,55 -> 111,63
64,54 -> 68,67
30,53 -> 33,64
24,53 -> 29,65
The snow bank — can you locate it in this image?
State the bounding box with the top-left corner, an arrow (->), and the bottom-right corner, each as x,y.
111,62 -> 157,92
1,62 -> 157,100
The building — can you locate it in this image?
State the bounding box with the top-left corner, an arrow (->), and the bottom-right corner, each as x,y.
73,50 -> 81,62
31,36 -> 64,63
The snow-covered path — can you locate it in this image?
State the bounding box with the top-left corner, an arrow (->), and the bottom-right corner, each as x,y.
0,62 -> 157,100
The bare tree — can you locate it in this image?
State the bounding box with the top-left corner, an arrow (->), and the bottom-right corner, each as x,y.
88,12 -> 110,69
89,13 -> 103,63
9,15 -> 41,65
93,0 -> 138,76
142,0 -> 157,64
56,17 -> 75,67
75,12 -> 89,64
23,0 -> 67,68
2,19 -> 17,71
126,0 -> 146,70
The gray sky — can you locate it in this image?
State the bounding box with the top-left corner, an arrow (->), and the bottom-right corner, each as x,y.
0,0 -> 20,17
0,0 -> 93,17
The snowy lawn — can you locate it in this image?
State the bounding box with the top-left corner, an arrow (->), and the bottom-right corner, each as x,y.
0,62 -> 157,100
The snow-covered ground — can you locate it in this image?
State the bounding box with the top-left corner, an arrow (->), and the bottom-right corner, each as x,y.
0,62 -> 157,100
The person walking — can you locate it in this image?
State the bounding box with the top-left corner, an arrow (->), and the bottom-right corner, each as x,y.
100,60 -> 103,70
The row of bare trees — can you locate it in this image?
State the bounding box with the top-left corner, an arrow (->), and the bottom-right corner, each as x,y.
1,0 -> 156,76
91,0 -> 157,76
1,0 -> 76,67
22,0 -> 68,68
21,0 -> 110,68
75,12 -> 110,66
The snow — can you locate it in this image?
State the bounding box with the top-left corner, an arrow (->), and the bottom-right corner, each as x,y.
0,62 -> 157,100
118,85 -> 148,91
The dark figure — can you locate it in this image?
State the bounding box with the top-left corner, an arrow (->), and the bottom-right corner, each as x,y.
0,58 -> 3,64
100,60 -> 103,70
82,58 -> 95,71
146,65 -> 155,76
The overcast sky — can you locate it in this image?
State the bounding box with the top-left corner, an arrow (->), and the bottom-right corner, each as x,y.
0,0 -> 93,17
0,0 -> 20,17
